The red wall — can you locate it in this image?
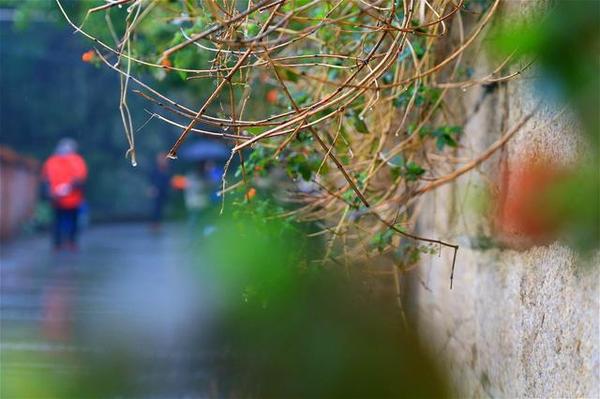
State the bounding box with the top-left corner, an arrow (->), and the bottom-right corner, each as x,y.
0,146 -> 39,240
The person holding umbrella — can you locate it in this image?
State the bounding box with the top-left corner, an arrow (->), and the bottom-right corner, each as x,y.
176,140 -> 229,231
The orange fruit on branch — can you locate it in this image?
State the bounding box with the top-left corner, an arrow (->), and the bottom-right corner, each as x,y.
160,58 -> 172,69
246,187 -> 257,201
170,174 -> 187,190
81,50 -> 95,63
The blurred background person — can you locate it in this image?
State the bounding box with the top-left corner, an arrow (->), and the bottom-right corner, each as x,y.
41,138 -> 87,251
174,140 -> 229,233
204,160 -> 224,206
182,163 -> 209,230
148,152 -> 171,231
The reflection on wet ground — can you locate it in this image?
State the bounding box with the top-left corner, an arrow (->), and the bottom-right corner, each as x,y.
1,223 -> 221,398
1,220 -> 452,398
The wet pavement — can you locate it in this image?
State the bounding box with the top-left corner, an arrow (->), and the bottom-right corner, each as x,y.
1,223 -> 222,398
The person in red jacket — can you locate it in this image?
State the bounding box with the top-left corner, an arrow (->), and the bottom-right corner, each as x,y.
42,138 -> 88,251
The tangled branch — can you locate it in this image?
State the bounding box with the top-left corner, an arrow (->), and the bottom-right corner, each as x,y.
58,0 -> 535,283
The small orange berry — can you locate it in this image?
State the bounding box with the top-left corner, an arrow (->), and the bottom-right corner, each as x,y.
246,187 -> 257,201
160,58 -> 172,69
170,175 -> 187,190
81,50 -> 95,63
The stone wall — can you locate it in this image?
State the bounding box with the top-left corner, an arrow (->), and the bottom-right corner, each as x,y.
412,4 -> 599,395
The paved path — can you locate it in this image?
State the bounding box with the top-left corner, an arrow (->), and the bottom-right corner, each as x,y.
1,223 -> 221,398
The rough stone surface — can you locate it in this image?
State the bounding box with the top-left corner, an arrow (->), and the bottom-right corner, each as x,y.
413,16 -> 599,398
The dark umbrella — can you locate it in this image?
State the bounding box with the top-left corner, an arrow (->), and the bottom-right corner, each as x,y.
178,140 -> 230,161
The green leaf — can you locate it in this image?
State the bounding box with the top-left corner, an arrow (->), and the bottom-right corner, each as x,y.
173,47 -> 197,80
371,229 -> 395,252
277,67 -> 299,83
405,162 -> 425,181
430,125 -> 462,150
292,90 -> 310,106
246,23 -> 259,37
286,153 -> 319,181
353,115 -> 369,134
246,126 -> 269,135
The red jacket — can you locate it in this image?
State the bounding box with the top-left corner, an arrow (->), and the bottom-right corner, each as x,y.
42,153 -> 88,209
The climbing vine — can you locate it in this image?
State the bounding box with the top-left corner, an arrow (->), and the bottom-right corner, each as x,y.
57,0 -> 537,278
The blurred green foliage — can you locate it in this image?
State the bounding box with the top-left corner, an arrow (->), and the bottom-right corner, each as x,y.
492,1 -> 599,149
199,206 -> 450,398
389,154 -> 426,182
547,164 -> 600,253
491,0 -> 599,252
1,203 -> 451,398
